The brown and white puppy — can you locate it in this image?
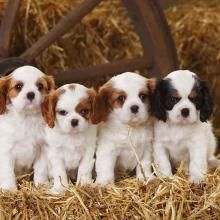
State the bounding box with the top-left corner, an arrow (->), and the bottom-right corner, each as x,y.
0,65 -> 55,190
42,83 -> 100,193
95,72 -> 155,185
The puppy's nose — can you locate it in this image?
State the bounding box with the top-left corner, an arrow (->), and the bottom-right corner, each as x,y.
181,108 -> 190,118
27,92 -> 35,101
130,105 -> 139,114
71,119 -> 79,127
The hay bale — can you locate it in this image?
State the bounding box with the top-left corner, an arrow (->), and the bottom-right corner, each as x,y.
1,169 -> 220,219
165,0 -> 220,145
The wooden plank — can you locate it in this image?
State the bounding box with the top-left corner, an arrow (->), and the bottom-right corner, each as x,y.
53,56 -> 151,85
20,0 -> 102,62
123,0 -> 178,77
0,0 -> 21,58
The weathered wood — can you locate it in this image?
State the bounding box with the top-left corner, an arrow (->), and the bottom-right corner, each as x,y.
123,0 -> 178,77
53,56 -> 151,84
20,0 -> 102,62
0,0 -> 21,58
0,57 -> 29,76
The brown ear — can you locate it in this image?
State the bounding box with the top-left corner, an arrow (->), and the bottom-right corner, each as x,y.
44,75 -> 56,92
147,78 -> 156,93
89,83 -> 112,124
41,91 -> 58,128
0,76 -> 10,114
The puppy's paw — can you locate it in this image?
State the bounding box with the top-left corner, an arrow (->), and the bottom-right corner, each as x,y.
76,176 -> 93,186
50,185 -> 67,194
136,173 -> 155,181
189,174 -> 204,184
34,177 -> 49,187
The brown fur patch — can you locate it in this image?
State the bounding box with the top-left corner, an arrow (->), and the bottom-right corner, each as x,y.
43,75 -> 56,92
7,80 -> 24,101
0,76 -> 11,114
171,90 -> 181,98
36,78 -> 49,96
189,90 -> 197,99
111,90 -> 127,108
41,88 -> 64,128
68,84 -> 75,90
147,78 -> 156,92
75,98 -> 91,120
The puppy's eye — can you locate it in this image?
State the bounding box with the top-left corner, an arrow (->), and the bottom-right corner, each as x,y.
80,108 -> 89,116
117,95 -> 126,104
15,83 -> 23,92
58,110 -> 68,116
139,93 -> 147,102
37,83 -> 44,91
189,97 -> 197,103
168,96 -> 180,104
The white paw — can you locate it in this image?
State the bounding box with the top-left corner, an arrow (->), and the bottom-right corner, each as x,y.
136,173 -> 155,181
50,185 -> 67,194
95,178 -> 114,186
76,176 -> 93,186
34,177 -> 49,187
189,174 -> 204,184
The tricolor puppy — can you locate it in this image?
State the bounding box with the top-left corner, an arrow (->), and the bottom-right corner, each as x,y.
152,70 -> 218,183
0,65 -> 55,190
42,83 -> 99,193
95,72 -> 155,185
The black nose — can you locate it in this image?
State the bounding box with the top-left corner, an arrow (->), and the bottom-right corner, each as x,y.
71,119 -> 79,127
181,108 -> 190,118
27,92 -> 35,101
130,105 -> 139,114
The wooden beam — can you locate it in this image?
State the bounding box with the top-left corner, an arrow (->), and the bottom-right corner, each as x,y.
53,56 -> 151,84
0,0 -> 21,58
20,0 -> 102,62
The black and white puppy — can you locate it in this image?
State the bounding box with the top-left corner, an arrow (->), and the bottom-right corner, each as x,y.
152,70 -> 218,183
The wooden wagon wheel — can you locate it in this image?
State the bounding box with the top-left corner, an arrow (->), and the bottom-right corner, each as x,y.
0,0 -> 178,85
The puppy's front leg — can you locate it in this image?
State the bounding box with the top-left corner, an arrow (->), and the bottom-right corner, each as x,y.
0,153 -> 17,190
33,146 -> 49,187
188,141 -> 207,184
136,143 -> 154,180
95,145 -> 118,185
76,151 -> 95,186
153,140 -> 172,178
50,155 -> 68,194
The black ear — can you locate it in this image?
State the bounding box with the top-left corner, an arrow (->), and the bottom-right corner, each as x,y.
199,80 -> 213,122
150,79 -> 167,122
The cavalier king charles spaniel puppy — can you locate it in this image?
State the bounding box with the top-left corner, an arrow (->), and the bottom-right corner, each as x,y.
0,65 -> 55,190
42,83 -> 100,193
152,70 -> 219,183
95,72 -> 155,185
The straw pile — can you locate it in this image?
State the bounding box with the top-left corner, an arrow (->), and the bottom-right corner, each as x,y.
0,0 -> 220,219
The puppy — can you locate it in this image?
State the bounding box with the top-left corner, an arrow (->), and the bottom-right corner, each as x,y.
42,83 -> 99,193
0,65 -> 55,190
95,72 -> 155,185
152,70 -> 218,183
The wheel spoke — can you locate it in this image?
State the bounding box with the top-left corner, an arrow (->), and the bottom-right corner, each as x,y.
53,56 -> 152,84
20,0 -> 102,62
123,0 -> 178,76
0,0 -> 21,58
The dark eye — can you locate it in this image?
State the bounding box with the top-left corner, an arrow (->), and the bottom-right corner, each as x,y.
117,95 -> 126,104
58,110 -> 68,116
37,83 -> 44,91
80,108 -> 89,116
15,83 -> 23,92
168,96 -> 180,104
139,93 -> 147,102
189,97 -> 197,103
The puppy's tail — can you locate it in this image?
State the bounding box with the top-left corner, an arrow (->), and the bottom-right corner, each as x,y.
208,156 -> 220,169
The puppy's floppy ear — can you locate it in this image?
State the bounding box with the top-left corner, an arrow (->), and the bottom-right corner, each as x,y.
41,91 -> 58,128
0,76 -> 10,114
150,79 -> 167,122
89,82 -> 112,124
199,80 -> 213,122
44,75 -> 56,92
